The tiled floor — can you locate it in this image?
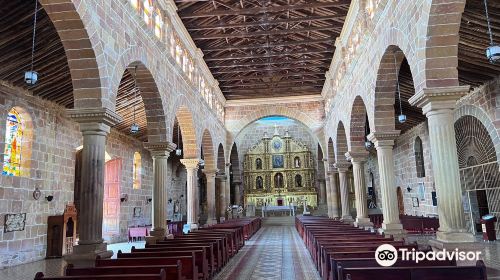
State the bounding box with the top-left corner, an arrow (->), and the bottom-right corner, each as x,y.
214,217 -> 321,280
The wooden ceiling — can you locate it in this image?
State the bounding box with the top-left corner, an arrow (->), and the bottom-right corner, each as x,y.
175,0 -> 350,100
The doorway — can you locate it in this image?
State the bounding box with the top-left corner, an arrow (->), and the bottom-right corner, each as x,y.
103,158 -> 122,241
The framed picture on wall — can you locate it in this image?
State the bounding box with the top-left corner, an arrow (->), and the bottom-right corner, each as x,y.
133,207 -> 142,218
412,197 -> 419,207
418,182 -> 425,201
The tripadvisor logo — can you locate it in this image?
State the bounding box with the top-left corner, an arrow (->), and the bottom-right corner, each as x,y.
374,244 -> 482,267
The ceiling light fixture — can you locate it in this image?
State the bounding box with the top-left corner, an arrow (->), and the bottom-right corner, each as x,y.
393,54 -> 406,124
484,0 -> 500,63
130,66 -> 139,134
175,121 -> 182,156
25,0 -> 39,86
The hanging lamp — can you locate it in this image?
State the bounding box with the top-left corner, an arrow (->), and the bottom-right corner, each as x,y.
393,54 -> 406,124
175,122 -> 182,156
484,0 -> 500,63
130,66 -> 139,134
25,0 -> 39,86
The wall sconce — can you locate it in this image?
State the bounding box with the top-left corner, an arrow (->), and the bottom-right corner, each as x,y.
45,195 -> 54,202
406,186 -> 412,192
120,194 -> 128,203
146,198 -> 152,204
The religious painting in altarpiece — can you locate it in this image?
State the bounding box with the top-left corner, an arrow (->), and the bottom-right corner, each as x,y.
243,131 -> 317,207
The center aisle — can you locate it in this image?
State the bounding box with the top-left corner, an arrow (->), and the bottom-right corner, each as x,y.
214,216 -> 321,280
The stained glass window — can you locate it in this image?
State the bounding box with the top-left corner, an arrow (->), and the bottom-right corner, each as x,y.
3,108 -> 23,176
143,0 -> 153,26
133,152 -> 141,189
154,8 -> 163,39
130,0 -> 139,9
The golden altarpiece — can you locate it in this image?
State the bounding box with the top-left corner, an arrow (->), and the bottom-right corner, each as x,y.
243,130 -> 317,207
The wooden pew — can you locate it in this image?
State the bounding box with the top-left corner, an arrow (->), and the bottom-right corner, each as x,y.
65,263 -> 183,280
117,249 -> 208,280
95,255 -> 198,280
337,260 -> 487,280
34,270 -> 167,280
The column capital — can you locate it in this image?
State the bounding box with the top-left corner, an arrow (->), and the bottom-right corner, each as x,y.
67,107 -> 122,127
181,158 -> 200,169
345,150 -> 369,163
367,131 -> 401,147
409,86 -> 469,115
144,141 -> 177,157
334,162 -> 351,172
225,162 -> 231,167
233,180 -> 242,185
202,168 -> 219,177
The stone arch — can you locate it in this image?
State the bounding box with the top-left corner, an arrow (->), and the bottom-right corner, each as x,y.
335,121 -> 349,163
173,105 -> 198,159
454,105 -> 500,164
39,0 -> 109,109
349,95 -> 369,152
201,129 -> 216,170
217,143 -> 225,170
228,107 -> 321,138
424,0 -> 466,89
229,142 -> 241,180
115,61 -> 168,143
373,45 -> 417,133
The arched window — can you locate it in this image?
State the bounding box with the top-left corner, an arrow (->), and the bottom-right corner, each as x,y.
3,107 -> 32,176
414,137 -> 425,178
154,8 -> 163,39
255,158 -> 262,170
143,0 -> 153,26
133,152 -> 141,189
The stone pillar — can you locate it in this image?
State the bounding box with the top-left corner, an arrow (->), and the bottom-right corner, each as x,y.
323,159 -> 333,217
346,151 -> 373,228
409,86 -> 475,244
216,174 -> 227,220
65,108 -> 121,266
225,163 -> 231,208
367,132 -> 404,236
180,159 -> 200,230
234,180 -> 242,205
318,179 -> 327,205
203,169 -> 218,225
335,163 -> 353,222
328,169 -> 341,219
144,142 -> 176,242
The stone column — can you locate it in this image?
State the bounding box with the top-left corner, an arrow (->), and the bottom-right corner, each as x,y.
318,179 -> 326,205
234,180 -> 242,205
346,151 -> 373,228
144,142 -> 176,242
409,86 -> 475,244
217,174 -> 227,219
323,159 -> 333,217
328,169 -> 341,219
335,162 -> 353,222
225,163 -> 231,208
180,159 -> 200,230
203,169 -> 218,225
65,108 -> 121,266
367,132 -> 404,236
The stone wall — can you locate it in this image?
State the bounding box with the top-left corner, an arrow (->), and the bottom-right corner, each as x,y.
0,84 -> 159,268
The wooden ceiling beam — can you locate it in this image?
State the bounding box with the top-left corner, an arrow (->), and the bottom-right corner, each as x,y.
216,72 -> 325,81
178,1 -> 351,18
213,65 -> 328,74
185,15 -> 346,30
204,50 -> 333,61
192,25 -> 341,40
209,57 -> 332,68
220,79 -> 324,88
202,38 -> 335,52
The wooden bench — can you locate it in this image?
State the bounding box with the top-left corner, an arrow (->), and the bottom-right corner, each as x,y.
65,263 -> 183,280
34,270 -> 167,280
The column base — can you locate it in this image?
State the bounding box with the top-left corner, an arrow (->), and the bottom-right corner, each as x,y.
341,215 -> 354,224
378,222 -> 405,240
354,217 -> 374,229
434,230 -> 476,244
64,243 -> 113,268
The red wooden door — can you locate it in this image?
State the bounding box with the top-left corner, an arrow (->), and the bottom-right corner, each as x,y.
103,158 -> 121,240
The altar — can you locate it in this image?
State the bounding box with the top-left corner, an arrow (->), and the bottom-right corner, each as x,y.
262,205 -> 295,217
